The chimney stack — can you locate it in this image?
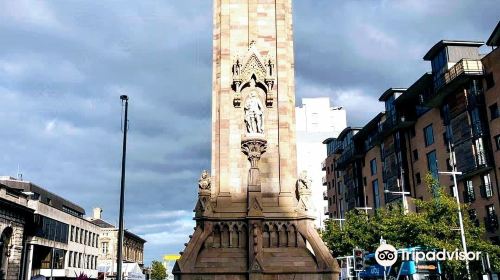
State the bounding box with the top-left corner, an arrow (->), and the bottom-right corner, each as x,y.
93,207 -> 102,220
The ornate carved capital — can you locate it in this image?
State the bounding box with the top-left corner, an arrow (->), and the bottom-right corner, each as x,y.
241,136 -> 267,168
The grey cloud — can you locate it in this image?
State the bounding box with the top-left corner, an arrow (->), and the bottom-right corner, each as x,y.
0,0 -> 497,265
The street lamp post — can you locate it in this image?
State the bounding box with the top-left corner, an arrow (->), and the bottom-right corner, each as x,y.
116,95 -> 129,280
439,170 -> 470,280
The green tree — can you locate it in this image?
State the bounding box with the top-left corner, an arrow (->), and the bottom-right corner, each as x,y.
321,174 -> 500,278
151,260 -> 167,280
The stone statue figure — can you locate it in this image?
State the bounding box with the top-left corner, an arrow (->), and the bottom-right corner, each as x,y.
198,170 -> 211,191
244,91 -> 264,134
296,170 -> 311,192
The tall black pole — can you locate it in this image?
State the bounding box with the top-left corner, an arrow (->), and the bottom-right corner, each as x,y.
117,95 -> 128,280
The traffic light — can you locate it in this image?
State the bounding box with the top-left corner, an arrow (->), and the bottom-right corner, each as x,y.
353,248 -> 364,272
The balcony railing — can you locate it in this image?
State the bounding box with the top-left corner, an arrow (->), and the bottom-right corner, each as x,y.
324,206 -> 329,215
471,120 -> 488,138
321,160 -> 326,171
323,190 -> 328,200
322,176 -> 327,186
456,149 -> 492,176
435,59 -> 484,91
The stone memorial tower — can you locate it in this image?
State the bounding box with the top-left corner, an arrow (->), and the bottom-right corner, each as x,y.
173,1 -> 340,279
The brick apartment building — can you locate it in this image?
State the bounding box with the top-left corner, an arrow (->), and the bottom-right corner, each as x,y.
323,22 -> 500,243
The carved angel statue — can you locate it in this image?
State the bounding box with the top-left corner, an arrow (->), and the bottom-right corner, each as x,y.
244,91 -> 264,134
198,170 -> 211,191
296,170 -> 311,192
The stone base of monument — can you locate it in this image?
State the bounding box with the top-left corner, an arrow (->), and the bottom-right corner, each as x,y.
173,218 -> 339,280
173,133 -> 339,279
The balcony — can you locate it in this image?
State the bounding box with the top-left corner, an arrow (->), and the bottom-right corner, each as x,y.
456,149 -> 493,178
380,115 -> 415,138
335,147 -> 363,170
322,176 -> 327,186
323,190 -> 328,200
324,206 -> 329,215
321,160 -> 326,171
423,59 -> 484,107
471,121 -> 489,138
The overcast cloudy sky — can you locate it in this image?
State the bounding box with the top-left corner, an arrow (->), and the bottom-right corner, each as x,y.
0,0 -> 498,266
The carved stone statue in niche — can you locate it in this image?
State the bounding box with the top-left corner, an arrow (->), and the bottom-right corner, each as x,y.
198,170 -> 211,191
296,170 -> 313,213
244,91 -> 264,134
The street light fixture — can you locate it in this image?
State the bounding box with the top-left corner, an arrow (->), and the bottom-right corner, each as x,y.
439,170 -> 470,280
331,218 -> 345,229
116,95 -> 129,280
355,207 -> 372,216
384,190 -> 410,214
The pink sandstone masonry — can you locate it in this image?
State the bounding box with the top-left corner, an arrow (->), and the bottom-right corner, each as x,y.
174,1 -> 340,279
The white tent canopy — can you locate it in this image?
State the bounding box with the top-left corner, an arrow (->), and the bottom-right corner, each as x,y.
98,263 -> 144,280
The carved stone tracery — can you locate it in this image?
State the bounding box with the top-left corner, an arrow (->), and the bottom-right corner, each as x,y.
232,41 -> 275,107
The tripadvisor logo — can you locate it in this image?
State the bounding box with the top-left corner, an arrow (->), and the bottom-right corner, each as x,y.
374,243 -> 482,267
375,244 -> 398,267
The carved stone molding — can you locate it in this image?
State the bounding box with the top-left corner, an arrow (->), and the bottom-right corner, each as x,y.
241,135 -> 267,168
232,41 -> 275,107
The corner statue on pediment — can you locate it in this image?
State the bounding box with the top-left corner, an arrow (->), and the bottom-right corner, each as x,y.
296,170 -> 313,213
198,170 -> 211,191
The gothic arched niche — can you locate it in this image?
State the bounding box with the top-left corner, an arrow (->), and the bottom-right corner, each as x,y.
231,41 -> 275,108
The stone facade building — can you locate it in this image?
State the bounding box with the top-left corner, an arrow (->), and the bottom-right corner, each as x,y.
323,22 -> 500,243
89,208 -> 145,269
0,183 -> 33,280
0,176 -> 100,279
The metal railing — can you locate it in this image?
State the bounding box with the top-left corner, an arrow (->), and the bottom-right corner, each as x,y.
323,190 -> 328,200
324,206 -> 329,215
435,59 -> 484,90
321,160 -> 326,171
322,176 -> 327,186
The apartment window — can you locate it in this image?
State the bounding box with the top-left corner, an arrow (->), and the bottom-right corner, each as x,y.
370,158 -> 377,176
424,124 -> 434,146
426,150 -> 438,179
70,226 -> 74,242
490,103 -> 499,120
486,72 -> 495,89
372,179 -> 380,209
481,173 -> 493,198
464,180 -> 475,203
102,242 -> 109,255
468,209 -> 480,227
496,135 -> 500,151
47,198 -> 52,206
415,173 -> 421,185
485,204 -> 498,232
413,149 -> 418,161
68,252 -> 73,267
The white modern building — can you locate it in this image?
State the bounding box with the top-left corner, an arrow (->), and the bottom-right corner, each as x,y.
295,97 -> 347,228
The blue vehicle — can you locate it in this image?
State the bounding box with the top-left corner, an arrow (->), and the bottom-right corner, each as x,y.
359,247 -> 442,280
